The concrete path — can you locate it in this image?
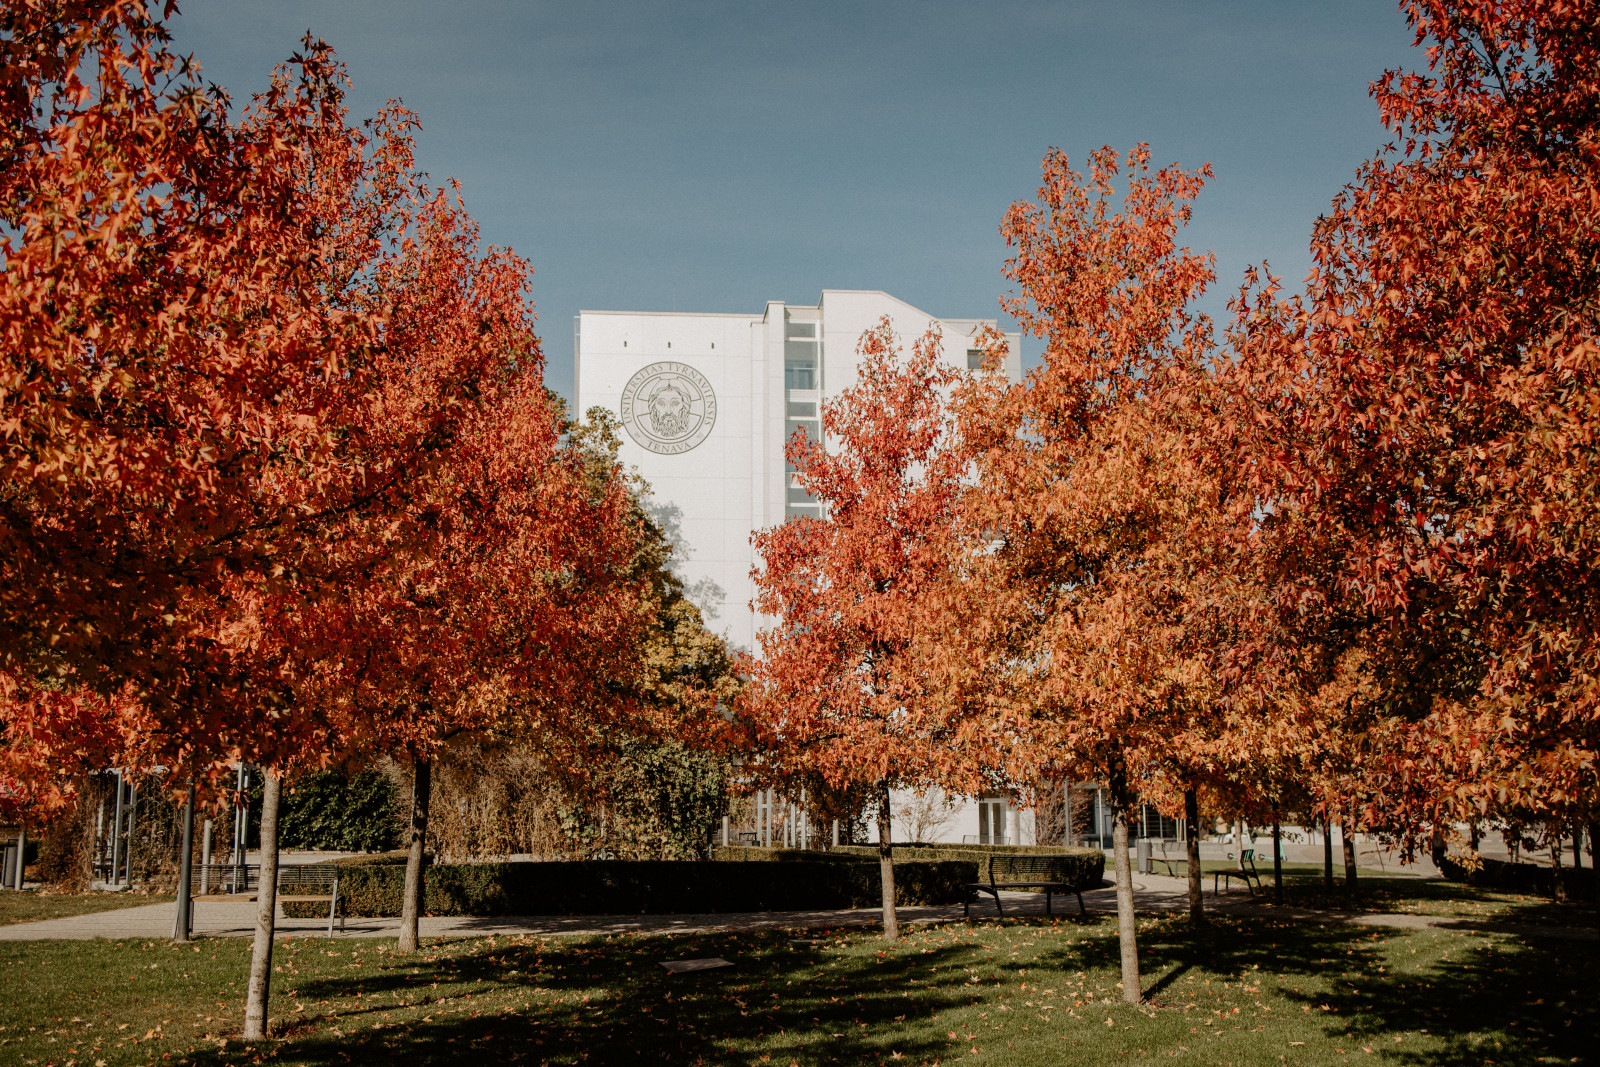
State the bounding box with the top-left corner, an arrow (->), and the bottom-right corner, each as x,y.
2,872 -> 1589,941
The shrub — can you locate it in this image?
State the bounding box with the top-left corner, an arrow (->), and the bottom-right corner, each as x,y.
709,846 -> 862,863
833,844 -> 1106,887
283,857 -> 977,918
275,770 -> 401,852
1439,854 -> 1595,899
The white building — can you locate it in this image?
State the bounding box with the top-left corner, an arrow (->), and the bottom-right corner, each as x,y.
574,289 -> 1027,844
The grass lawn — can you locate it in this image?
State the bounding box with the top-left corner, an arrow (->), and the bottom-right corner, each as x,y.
1267,877 -> 1600,926
2,901 -> 1594,1066
0,890 -> 175,927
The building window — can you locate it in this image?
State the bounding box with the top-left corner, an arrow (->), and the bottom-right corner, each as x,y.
966,349 -> 985,370
785,504 -> 821,519
786,401 -> 817,418
784,358 -> 816,391
785,321 -> 816,339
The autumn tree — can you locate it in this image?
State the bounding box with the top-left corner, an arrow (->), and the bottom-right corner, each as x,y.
951,146 -> 1221,1000
1229,0 -> 1600,854
744,320 -> 979,942
0,4 -> 657,1034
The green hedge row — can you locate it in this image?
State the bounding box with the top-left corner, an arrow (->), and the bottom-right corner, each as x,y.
833,844 -> 1106,887
710,846 -> 865,863
1439,854 -> 1596,899
284,857 -> 978,918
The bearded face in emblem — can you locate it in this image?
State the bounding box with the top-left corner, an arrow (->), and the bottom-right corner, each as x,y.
646,382 -> 693,438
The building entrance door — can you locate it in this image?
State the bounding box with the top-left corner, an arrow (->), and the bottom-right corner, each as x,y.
978,799 -> 1009,845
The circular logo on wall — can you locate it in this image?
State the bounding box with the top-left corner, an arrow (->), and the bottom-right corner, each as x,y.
619,361 -> 718,455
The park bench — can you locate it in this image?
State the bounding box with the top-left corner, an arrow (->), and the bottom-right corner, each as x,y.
1148,839 -> 1187,877
276,865 -> 344,937
965,854 -> 1087,917
1213,848 -> 1262,896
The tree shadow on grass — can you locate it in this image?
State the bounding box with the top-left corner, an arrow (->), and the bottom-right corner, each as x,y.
1132,913 -> 1595,1066
176,928 -> 996,1066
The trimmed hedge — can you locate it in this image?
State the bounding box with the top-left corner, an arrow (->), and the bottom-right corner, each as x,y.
284,856 -> 978,918
710,846 -> 865,863
834,844 -> 1106,888
1439,854 -> 1596,899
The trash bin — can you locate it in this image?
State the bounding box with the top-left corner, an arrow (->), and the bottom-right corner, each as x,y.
1136,838 -> 1152,874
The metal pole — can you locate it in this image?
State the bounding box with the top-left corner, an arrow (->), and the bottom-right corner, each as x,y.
201,819 -> 213,895
110,769 -> 126,886
122,777 -> 139,888
231,764 -> 247,866
174,782 -> 195,941
1272,813 -> 1284,904
94,799 -> 106,882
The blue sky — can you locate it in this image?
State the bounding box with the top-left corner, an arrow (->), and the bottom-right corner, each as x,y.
168,1 -> 1418,403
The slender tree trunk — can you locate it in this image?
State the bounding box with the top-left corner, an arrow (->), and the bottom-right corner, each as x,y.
398,758 -> 432,954
875,780 -> 899,942
1341,807 -> 1359,891
1588,823 -> 1599,897
1587,822 -> 1600,922
12,824 -> 23,890
1108,769 -> 1141,1004
1184,787 -> 1203,924
1550,840 -> 1564,902
1271,814 -> 1283,904
1322,812 -> 1334,888
173,781 -> 195,942
242,774 -> 281,1040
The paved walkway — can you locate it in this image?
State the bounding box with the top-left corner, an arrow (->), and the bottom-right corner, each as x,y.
2,873 -> 1590,941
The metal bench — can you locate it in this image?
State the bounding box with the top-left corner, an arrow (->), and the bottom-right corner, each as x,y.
277,865 -> 343,936
1213,849 -> 1263,896
965,854 -> 1087,917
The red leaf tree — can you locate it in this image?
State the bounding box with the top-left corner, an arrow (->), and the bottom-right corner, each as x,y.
1230,0 -> 1600,854
953,145 -> 1220,1000
744,319 -> 980,941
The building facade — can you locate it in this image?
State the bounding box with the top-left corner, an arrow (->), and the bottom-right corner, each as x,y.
575,290 -> 1024,846
574,290 -> 1021,655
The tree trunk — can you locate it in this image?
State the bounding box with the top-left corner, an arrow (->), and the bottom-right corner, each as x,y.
875,781 -> 899,942
1184,787 -> 1203,924
12,823 -> 23,890
1588,822 -> 1600,919
1108,770 -> 1141,1004
398,757 -> 432,954
1322,812 -> 1334,888
1271,814 -> 1283,904
173,781 -> 195,942
1550,841 -> 1564,902
242,773 -> 281,1041
1341,808 -> 1358,891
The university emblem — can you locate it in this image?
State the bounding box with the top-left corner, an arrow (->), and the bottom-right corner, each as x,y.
619,361 -> 717,455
